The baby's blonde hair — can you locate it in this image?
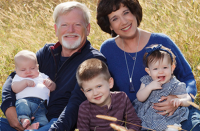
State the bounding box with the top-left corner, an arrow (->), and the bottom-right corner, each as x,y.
14,50 -> 37,68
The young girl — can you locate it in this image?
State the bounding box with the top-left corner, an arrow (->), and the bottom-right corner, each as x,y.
134,44 -> 191,130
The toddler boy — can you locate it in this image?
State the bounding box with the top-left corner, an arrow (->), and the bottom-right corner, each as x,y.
76,58 -> 141,131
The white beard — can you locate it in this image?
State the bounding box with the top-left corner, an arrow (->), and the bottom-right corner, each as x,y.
61,33 -> 81,49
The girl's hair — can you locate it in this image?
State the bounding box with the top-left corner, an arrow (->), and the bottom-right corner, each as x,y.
143,44 -> 176,67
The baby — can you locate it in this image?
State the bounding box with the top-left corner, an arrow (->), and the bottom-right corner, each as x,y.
12,50 -> 56,130
134,44 -> 191,130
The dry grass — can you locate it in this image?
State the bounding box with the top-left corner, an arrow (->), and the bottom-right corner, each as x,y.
0,0 -> 200,117
96,115 -> 155,130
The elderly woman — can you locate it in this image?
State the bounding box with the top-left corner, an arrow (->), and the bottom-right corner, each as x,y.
97,0 -> 200,130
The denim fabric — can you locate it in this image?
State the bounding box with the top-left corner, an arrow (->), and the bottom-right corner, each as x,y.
181,106 -> 200,131
0,117 -> 16,131
0,117 -> 58,131
15,97 -> 48,127
25,118 -> 58,131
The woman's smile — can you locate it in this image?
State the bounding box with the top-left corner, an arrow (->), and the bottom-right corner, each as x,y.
121,24 -> 132,31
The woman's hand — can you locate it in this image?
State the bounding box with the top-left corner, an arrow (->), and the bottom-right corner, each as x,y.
153,95 -> 178,116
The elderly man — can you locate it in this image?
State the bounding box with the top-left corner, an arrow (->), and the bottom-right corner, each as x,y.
0,2 -> 105,131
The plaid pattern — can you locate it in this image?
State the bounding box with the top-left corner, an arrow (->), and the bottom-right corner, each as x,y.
133,75 -> 189,130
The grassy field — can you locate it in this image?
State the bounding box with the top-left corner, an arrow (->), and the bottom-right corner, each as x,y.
0,0 -> 200,118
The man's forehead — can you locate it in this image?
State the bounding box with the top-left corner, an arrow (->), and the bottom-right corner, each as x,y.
57,10 -> 85,24
59,8 -> 83,19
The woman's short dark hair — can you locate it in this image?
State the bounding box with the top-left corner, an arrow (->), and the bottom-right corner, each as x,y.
97,0 -> 142,37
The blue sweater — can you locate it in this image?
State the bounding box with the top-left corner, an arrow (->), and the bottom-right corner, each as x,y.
100,33 -> 196,102
1,40 -> 106,131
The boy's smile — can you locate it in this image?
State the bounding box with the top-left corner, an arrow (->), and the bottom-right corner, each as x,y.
94,96 -> 102,100
81,74 -> 114,108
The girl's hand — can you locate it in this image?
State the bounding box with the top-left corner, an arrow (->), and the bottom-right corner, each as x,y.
171,98 -> 182,107
148,79 -> 162,90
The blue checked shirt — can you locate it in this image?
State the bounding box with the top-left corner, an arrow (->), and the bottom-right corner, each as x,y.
133,75 -> 189,130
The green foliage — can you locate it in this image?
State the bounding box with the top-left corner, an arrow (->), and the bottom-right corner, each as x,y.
0,0 -> 200,118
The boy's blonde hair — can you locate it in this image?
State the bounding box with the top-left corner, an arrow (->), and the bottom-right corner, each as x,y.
76,58 -> 110,88
14,50 -> 37,68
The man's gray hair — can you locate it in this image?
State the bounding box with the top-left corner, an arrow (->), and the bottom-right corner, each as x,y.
53,1 -> 90,26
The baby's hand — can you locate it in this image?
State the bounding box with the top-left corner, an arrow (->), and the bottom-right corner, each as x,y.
43,78 -> 56,92
148,79 -> 162,90
43,79 -> 52,89
25,79 -> 35,87
171,98 -> 182,107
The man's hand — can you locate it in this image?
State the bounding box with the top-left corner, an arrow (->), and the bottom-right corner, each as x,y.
153,95 -> 178,116
5,106 -> 24,131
